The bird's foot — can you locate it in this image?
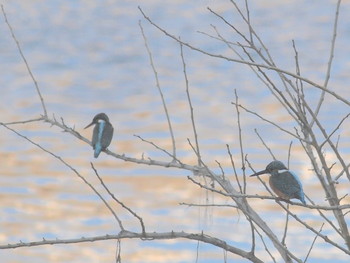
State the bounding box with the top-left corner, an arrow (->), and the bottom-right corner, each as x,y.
276,197 -> 292,204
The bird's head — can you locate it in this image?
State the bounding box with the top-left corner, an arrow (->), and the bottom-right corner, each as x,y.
84,113 -> 110,129
250,160 -> 287,177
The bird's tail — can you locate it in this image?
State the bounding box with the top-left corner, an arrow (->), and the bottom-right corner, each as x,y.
94,145 -> 102,158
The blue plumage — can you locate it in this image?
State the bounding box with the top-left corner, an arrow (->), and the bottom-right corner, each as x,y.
85,113 -> 114,158
250,160 -> 306,205
93,120 -> 105,158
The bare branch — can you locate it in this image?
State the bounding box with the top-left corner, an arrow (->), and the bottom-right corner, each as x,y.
311,0 -> 342,125
1,5 -> 47,117
139,20 -> 177,160
244,0 -> 253,43
232,102 -> 310,143
278,202 -> 350,255
254,228 -> 277,263
138,6 -> 350,107
226,144 -> 243,193
116,239 -> 121,263
254,129 -> 276,160
0,231 -> 265,263
179,202 -> 239,209
90,163 -> 146,234
134,134 -> 182,164
180,42 -> 202,166
4,117 -> 45,125
189,176 -> 350,210
304,223 -> 325,263
215,160 -> 225,179
0,122 -> 124,230
319,113 -> 350,148
234,90 -> 247,193
282,204 -> 290,246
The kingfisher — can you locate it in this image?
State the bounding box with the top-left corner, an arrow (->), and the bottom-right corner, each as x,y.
84,113 -> 114,158
250,160 -> 306,205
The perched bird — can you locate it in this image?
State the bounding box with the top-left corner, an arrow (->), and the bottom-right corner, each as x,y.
84,113 -> 114,158
250,160 -> 306,205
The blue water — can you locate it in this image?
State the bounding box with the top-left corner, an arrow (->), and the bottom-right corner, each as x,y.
0,0 -> 350,262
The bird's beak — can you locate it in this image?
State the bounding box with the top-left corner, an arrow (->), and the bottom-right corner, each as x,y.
250,169 -> 268,177
84,121 -> 95,129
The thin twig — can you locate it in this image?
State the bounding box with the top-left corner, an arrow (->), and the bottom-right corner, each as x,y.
139,6 -> 350,107
292,40 -> 307,117
179,202 -> 239,209
278,201 -> 350,255
116,239 -> 121,263
0,122 -> 124,230
233,102 -> 310,143
306,196 -> 343,237
254,129 -> 276,160
226,144 -> 243,193
229,0 -> 275,65
215,160 -> 225,179
319,113 -> 350,148
334,163 -> 350,182
287,141 -> 293,168
282,204 -> 290,246
207,7 -> 250,44
255,228 -> 277,263
234,90 -> 247,193
311,0 -> 341,126
90,163 -> 146,234
4,117 -> 45,125
139,20 -> 177,160
244,0 -> 253,43
1,5 -> 47,117
195,239 -> 200,263
248,218 -> 256,255
304,223 -> 325,263
180,41 -> 201,166
134,134 -> 182,164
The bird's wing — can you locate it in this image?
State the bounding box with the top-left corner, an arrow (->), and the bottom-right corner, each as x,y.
101,123 -> 114,149
271,172 -> 302,198
92,124 -> 99,149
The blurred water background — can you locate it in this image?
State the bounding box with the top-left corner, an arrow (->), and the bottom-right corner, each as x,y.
0,0 -> 350,262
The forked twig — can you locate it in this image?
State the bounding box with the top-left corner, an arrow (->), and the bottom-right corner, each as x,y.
304,223 -> 324,262
134,134 -> 182,164
90,163 -> 146,234
139,5 -> 350,109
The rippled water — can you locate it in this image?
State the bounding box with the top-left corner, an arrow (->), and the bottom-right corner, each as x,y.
1,1 -> 350,262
